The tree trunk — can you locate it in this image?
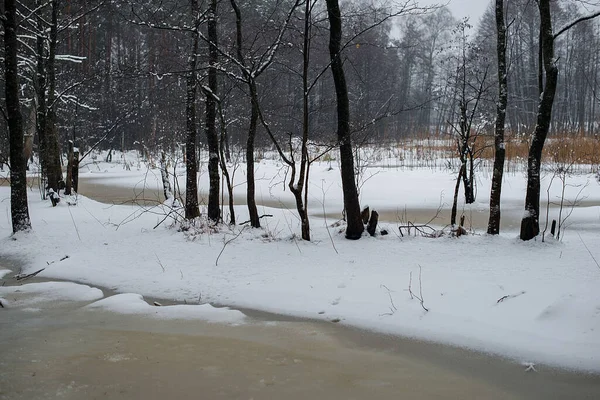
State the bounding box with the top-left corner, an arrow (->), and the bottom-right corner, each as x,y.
45,0 -> 63,193
217,103 -> 235,224
488,0 -> 507,235
3,0 -> 32,232
65,140 -> 74,195
246,84 -> 260,228
325,0 -> 363,240
229,0 -> 260,228
520,0 -> 558,240
205,0 -> 220,223
451,163 -> 465,226
72,149 -> 79,193
184,0 -> 200,220
35,1 -> 48,183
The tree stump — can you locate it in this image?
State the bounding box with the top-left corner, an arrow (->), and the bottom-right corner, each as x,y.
361,206 -> 370,224
367,210 -> 379,236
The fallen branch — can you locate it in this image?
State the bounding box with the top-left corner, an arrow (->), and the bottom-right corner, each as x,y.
496,290 -> 526,304
15,268 -> 46,281
239,214 -> 273,226
399,221 -> 440,238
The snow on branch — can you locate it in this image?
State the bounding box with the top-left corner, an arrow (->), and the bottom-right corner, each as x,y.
553,10 -> 600,39
55,54 -> 86,63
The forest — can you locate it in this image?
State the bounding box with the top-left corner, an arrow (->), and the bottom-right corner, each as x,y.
1,0 -> 600,241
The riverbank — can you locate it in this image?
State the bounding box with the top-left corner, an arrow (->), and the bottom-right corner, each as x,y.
1,156 -> 600,374
2,265 -> 599,399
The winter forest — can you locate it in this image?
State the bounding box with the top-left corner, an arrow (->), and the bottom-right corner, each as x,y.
1,0 -> 599,241
2,0 -> 600,390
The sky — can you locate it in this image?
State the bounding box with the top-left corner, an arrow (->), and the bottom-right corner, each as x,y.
417,0 -> 490,22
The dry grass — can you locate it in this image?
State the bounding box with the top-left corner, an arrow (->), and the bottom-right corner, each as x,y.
400,131 -> 600,169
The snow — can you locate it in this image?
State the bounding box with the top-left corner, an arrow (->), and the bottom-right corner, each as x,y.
1,151 -> 600,372
0,281 -> 104,307
86,293 -> 246,323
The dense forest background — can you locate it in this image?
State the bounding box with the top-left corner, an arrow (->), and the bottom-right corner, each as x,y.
1,0 -> 598,162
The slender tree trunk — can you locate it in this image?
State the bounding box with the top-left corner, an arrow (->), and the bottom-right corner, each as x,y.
451,163 -> 465,226
205,0 -> 220,222
294,0 -> 313,241
65,140 -> 73,195
230,0 -> 260,228
35,1 -> 48,183
520,0 -> 558,240
3,0 -> 32,232
488,0 -> 508,235
45,0 -> 63,192
325,0 -> 363,239
217,102 -> 235,224
185,0 -> 200,220
246,83 -> 260,228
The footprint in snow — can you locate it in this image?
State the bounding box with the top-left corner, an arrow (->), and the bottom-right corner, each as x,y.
331,297 -> 341,306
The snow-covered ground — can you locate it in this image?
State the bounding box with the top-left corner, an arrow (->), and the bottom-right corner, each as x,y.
1,151 -> 600,372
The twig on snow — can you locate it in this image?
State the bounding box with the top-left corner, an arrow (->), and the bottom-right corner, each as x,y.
216,226 -> 247,266
496,290 -> 526,304
380,284 -> 397,316
408,266 -> 429,312
577,232 -> 600,271
155,253 -> 166,272
15,268 -> 46,281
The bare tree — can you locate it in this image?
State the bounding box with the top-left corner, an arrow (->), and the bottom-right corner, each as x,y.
520,1 -> 600,240
204,0 -> 220,223
184,0 -> 201,220
325,0 -> 363,239
447,20 -> 491,226
228,0 -> 302,229
2,0 -> 32,232
487,0 -> 507,235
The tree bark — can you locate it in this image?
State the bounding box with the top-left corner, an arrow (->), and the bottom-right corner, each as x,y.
45,0 -> 63,193
325,0 -> 363,240
3,0 -> 32,232
246,84 -> 261,228
229,0 -> 260,228
451,163 -> 465,226
488,0 -> 507,235
205,0 -> 220,222
217,102 -> 235,224
520,0 -> 558,240
35,0 -> 48,183
185,0 -> 200,220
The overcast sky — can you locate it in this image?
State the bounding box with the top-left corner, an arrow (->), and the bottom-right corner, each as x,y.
417,0 -> 600,23
417,0 -> 491,22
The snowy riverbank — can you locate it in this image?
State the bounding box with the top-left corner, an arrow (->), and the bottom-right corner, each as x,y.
1,157 -> 600,372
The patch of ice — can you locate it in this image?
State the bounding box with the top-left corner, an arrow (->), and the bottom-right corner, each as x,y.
0,281 -> 104,306
86,293 -> 246,324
